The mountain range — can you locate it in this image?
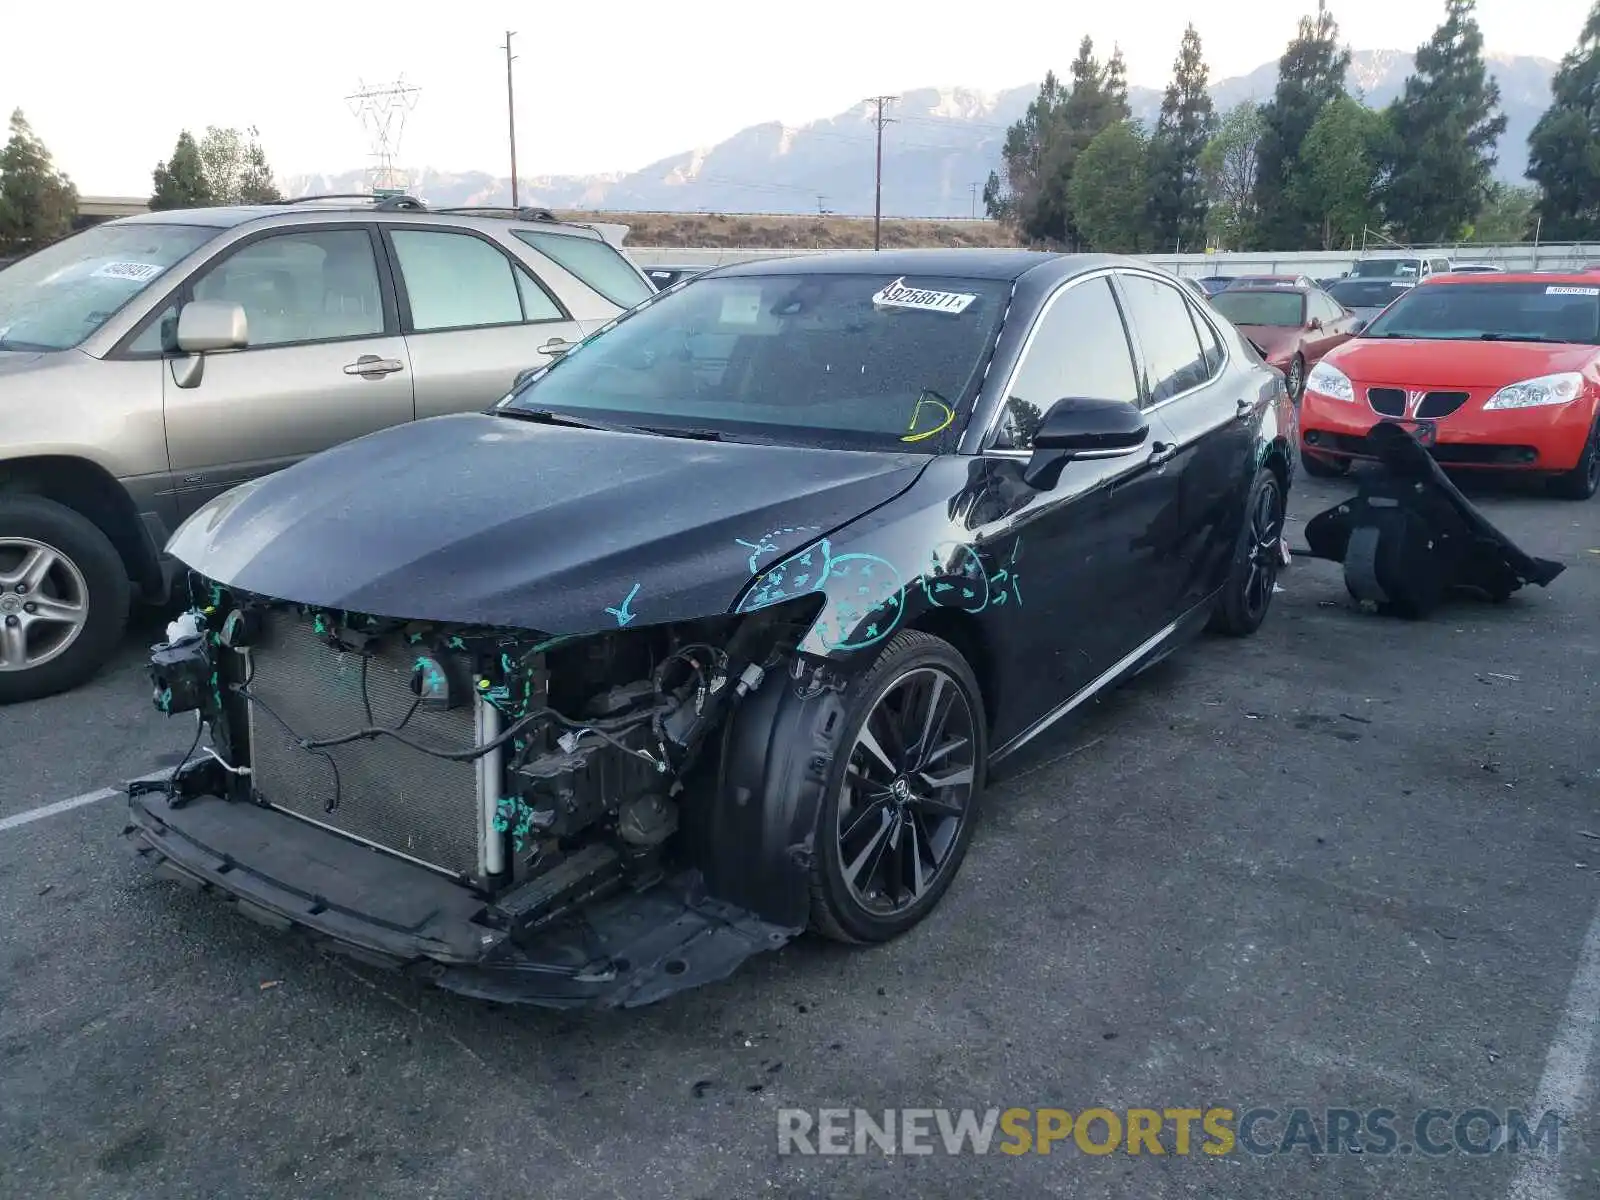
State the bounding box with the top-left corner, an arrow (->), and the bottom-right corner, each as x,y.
284,50 -> 1559,219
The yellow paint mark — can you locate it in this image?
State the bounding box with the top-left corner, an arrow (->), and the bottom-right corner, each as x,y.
901,393 -> 955,443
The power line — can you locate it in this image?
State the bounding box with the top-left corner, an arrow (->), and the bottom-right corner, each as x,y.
865,95 -> 898,250
500,32 -> 519,207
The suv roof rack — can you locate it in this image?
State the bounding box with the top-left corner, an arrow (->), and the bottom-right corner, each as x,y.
282,193 -> 429,212
429,205 -> 561,223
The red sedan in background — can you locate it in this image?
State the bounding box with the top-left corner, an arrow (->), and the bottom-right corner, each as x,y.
1209,284 -> 1365,401
1298,272 -> 1600,500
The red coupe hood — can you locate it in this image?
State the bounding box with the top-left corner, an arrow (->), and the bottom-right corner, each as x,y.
1234,325 -> 1300,358
1327,338 -> 1598,388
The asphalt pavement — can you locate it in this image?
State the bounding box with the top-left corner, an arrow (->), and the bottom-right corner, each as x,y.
2,469 -> 1598,1200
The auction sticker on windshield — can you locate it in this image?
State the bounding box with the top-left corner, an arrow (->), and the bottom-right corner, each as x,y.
872,277 -> 977,314
720,291 -> 764,325
1546,285 -> 1600,296
91,261 -> 164,283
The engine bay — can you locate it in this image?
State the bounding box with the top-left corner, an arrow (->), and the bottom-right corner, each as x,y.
145,574 -> 827,944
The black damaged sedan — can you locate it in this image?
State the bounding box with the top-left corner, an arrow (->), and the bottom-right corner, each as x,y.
128,250 -> 1296,1008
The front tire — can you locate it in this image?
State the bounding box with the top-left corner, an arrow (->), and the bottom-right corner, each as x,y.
1208,467 -> 1286,637
0,496 -> 130,705
1548,415 -> 1600,500
809,630 -> 987,944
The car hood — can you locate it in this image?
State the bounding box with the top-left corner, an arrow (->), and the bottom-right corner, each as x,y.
165,411 -> 931,633
1326,338 -> 1600,388
0,349 -> 48,377
1234,325 -> 1302,358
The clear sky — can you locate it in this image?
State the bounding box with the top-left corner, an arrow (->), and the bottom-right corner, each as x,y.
3,0 -> 1591,195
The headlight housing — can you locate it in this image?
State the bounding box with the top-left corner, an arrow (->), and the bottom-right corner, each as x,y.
1483,372 -> 1587,410
1306,361 -> 1355,402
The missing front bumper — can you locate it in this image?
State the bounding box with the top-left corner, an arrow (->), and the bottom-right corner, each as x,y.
123,787 -> 798,1010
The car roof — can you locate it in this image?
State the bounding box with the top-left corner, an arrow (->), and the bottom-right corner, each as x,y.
108,196 -> 611,241
1421,271 -> 1600,286
705,248 -> 1095,282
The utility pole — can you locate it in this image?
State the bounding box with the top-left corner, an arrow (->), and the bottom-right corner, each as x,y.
969,181 -> 979,220
501,31 -> 519,207
865,95 -> 898,250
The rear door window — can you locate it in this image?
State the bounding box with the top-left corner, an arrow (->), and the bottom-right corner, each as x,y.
511,230 -> 653,309
391,229 -> 564,331
1116,273 -> 1211,404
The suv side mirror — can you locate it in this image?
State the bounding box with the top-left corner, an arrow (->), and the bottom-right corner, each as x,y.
170,300 -> 248,389
1308,316 -> 1323,331
1023,396 -> 1149,489
176,300 -> 248,353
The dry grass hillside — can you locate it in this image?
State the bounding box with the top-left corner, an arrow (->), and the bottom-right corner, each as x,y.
555,211 -> 1016,249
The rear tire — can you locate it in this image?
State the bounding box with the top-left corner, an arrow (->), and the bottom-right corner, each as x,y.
1299,448 -> 1350,478
1286,354 -> 1306,402
808,630 -> 987,945
0,496 -> 130,705
1209,467 -> 1286,638
1547,416 -> 1600,500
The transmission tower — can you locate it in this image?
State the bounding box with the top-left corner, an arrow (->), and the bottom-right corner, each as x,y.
346,77 -> 422,194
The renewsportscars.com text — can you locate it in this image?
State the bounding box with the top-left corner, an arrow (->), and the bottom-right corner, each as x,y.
777,1106 -> 1562,1157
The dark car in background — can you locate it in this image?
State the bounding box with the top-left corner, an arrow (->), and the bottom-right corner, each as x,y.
1326,277 -> 1414,325
1208,283 -> 1364,400
127,249 -> 1297,1010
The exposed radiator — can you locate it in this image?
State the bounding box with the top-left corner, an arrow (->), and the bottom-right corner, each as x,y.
244,611 -> 483,877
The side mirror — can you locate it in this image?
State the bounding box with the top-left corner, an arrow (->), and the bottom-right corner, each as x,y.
1023,396 -> 1149,490
170,300 -> 247,389
1308,316 -> 1323,331
176,300 -> 248,353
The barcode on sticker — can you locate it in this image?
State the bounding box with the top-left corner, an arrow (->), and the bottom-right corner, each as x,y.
1546,285 -> 1600,296
871,277 -> 977,314
92,261 -> 163,283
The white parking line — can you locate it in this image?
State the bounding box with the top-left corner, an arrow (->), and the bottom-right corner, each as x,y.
1506,903 -> 1600,1200
0,767 -> 178,834
0,787 -> 121,832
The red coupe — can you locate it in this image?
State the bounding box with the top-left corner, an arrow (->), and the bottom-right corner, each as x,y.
1298,272 -> 1600,500
1208,284 -> 1365,401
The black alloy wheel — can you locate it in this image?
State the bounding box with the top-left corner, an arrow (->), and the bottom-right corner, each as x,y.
809,631 -> 986,944
1209,467 -> 1286,637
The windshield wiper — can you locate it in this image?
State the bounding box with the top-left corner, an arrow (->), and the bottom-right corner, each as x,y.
494,408 -> 645,435
1478,333 -> 1564,343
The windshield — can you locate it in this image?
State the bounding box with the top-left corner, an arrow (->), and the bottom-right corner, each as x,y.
0,222 -> 215,351
1350,259 -> 1421,280
1363,281 -> 1600,344
502,271 -> 1011,451
1210,290 -> 1305,327
1328,279 -> 1411,309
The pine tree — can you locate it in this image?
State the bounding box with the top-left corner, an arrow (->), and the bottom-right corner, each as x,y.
1148,24 -> 1219,252
0,109 -> 79,254
150,131 -> 214,211
1382,0 -> 1507,242
1255,2 -> 1353,249
1527,2 -> 1600,240
989,40 -> 1132,246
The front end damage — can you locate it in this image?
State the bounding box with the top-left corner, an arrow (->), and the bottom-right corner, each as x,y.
125,580 -> 828,1008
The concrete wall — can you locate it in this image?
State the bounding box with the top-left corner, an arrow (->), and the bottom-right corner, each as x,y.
625,243 -> 1600,275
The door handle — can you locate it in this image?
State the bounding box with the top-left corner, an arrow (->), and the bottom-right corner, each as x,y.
343,355 -> 404,377
1149,441 -> 1178,466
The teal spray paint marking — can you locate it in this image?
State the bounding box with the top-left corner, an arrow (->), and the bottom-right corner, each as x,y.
605,583 -> 641,627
